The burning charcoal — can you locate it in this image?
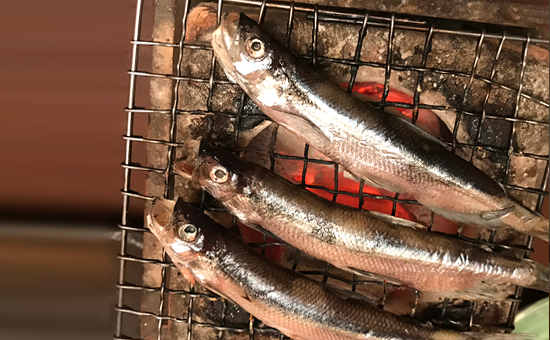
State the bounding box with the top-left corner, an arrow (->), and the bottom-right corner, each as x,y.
142,2 -> 549,339
508,155 -> 547,189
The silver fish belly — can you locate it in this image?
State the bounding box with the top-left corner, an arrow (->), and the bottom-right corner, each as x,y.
176,141 -> 549,299
146,197 -> 534,340
211,12 -> 549,242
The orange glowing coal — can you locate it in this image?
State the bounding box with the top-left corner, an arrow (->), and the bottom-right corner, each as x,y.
239,82 -> 458,263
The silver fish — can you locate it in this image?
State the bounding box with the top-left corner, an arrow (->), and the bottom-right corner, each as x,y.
174,141 -> 549,300
211,12 -> 549,242
147,196 -> 534,340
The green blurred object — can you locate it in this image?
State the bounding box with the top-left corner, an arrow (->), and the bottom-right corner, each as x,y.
514,297 -> 549,340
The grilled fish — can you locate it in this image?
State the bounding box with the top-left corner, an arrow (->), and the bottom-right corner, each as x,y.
211,12 -> 549,242
174,141 -> 549,299
147,196 -> 535,340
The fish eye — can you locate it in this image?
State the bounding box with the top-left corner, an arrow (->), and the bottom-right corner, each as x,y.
251,41 -> 261,51
246,38 -> 265,59
178,223 -> 198,242
209,166 -> 229,183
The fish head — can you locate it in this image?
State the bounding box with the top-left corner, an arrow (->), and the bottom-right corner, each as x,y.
174,140 -> 250,203
147,197 -> 218,262
147,197 -> 229,285
211,12 -> 290,108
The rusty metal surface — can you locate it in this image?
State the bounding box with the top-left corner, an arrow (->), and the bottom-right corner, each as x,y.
114,1 -> 549,339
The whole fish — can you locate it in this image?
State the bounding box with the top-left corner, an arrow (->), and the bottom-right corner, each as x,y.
174,141 -> 549,300
147,196 -> 534,340
211,12 -> 549,242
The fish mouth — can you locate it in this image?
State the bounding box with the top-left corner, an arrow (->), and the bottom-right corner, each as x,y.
173,157 -> 195,180
146,197 -> 176,238
211,12 -> 242,83
211,12 -> 239,59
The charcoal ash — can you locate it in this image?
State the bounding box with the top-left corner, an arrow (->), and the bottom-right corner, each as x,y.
141,2 -> 549,339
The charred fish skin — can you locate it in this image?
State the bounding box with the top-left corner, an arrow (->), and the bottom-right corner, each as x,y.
211,12 -> 549,242
174,141 -> 549,299
147,197 -> 533,340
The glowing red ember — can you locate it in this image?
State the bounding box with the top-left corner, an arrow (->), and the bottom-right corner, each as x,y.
239,82 -> 458,262
340,82 -> 443,138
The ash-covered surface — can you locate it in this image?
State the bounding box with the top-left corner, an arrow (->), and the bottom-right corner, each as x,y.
283,0 -> 550,40
137,1 -> 549,340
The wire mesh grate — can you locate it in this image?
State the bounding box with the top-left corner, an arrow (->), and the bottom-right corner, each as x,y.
115,0 -> 550,339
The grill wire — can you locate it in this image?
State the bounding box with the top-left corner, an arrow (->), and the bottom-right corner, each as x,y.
115,0 -> 550,339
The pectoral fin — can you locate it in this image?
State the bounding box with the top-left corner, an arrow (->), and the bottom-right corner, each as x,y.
265,108 -> 332,150
343,267 -> 405,287
367,211 -> 425,230
481,206 -> 515,221
178,265 -> 196,286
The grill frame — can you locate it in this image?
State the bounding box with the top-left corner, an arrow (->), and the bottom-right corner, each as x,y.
115,1 -> 550,339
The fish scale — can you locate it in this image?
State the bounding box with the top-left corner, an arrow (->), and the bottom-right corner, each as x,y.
210,12 -> 548,241
146,197 -> 535,340
177,141 -> 549,299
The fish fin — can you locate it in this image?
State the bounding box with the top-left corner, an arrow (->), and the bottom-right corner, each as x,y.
237,120 -> 272,148
265,108 -> 333,150
359,175 -> 401,192
491,202 -> 549,242
344,168 -> 400,192
425,202 -> 549,242
387,113 -> 449,149
178,265 -> 196,286
164,249 -> 197,286
238,221 -> 286,244
343,267 -> 405,287
422,281 -> 512,301
481,205 -> 515,221
240,291 -> 252,302
342,169 -> 399,192
206,286 -> 248,305
479,244 -> 492,252
523,259 -> 550,293
342,169 -> 362,181
367,211 -> 426,230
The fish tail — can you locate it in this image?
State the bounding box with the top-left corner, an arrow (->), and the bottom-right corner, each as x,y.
523,259 -> 550,293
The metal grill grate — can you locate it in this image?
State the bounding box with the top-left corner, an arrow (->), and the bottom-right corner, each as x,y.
115,0 -> 550,339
